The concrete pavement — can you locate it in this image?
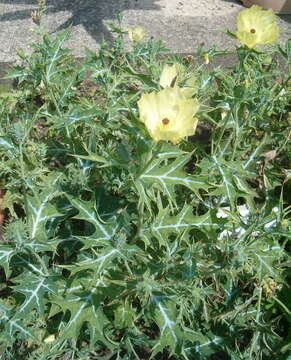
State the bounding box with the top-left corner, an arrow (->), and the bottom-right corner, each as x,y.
0,0 -> 290,62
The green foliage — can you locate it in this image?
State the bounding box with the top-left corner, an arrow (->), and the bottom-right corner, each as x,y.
0,21 -> 290,360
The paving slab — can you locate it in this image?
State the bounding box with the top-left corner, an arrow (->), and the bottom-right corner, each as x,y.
0,0 -> 290,63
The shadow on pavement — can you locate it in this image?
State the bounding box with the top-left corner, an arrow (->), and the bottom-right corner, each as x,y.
0,0 -> 161,42
220,0 -> 240,4
278,14 -> 291,23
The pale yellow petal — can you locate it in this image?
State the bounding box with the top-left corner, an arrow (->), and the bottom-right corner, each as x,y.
159,63 -> 182,88
173,98 -> 199,138
137,92 -> 159,128
44,334 -> 55,343
128,26 -> 146,41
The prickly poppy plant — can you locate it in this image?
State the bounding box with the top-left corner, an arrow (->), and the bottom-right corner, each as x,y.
0,11 -> 290,360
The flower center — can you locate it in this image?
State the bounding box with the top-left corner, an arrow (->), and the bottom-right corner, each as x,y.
250,28 -> 256,34
162,118 -> 170,125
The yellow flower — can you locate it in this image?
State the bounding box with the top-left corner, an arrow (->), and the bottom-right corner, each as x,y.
221,110 -> 228,120
159,63 -> 182,88
137,86 -> 199,144
159,64 -> 197,97
204,54 -> 210,65
127,26 -> 146,41
236,5 -> 279,48
43,334 -> 56,343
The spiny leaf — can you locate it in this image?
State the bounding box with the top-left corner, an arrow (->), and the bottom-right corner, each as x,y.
114,302 -> 135,329
13,273 -> 58,315
50,291 -> 112,348
25,186 -> 63,241
141,205 -> 229,247
66,194 -> 120,249
60,246 -> 121,275
151,297 -> 182,357
48,106 -> 102,129
137,153 -> 209,205
0,245 -> 16,278
248,239 -> 285,280
212,156 -> 237,209
5,219 -> 58,252
205,156 -> 258,208
44,28 -> 71,84
0,312 -> 40,345
0,136 -> 18,153
183,334 -> 224,357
